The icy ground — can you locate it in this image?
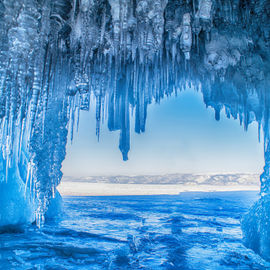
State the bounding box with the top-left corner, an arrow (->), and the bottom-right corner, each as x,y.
1,191 -> 269,270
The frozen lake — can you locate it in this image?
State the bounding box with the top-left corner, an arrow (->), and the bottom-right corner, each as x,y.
1,191 -> 269,269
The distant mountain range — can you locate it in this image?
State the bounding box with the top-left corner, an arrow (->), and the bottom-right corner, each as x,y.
62,173 -> 260,186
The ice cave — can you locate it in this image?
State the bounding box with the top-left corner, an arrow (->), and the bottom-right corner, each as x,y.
0,0 -> 270,261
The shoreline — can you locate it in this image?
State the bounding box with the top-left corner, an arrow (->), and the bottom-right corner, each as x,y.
58,182 -> 259,196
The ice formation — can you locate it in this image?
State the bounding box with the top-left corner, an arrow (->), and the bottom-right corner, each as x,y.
0,0 -> 270,260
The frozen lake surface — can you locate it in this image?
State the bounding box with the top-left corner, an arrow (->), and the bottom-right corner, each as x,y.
1,191 -> 269,269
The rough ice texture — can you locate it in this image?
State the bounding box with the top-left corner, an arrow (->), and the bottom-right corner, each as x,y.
0,0 -> 270,259
242,195 -> 270,261
0,176 -> 35,228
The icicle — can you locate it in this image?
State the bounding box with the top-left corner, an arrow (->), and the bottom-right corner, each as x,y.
258,122 -> 261,143
29,68 -> 41,139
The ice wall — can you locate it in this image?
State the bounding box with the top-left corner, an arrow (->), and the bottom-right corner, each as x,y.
0,0 -> 270,258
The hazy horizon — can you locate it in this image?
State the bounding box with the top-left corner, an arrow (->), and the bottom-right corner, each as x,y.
62,172 -> 261,178
58,172 -> 260,196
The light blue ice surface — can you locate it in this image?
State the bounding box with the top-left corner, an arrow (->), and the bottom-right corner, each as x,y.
1,191 -> 269,270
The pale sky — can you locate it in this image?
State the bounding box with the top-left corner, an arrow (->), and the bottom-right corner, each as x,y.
62,88 -> 264,177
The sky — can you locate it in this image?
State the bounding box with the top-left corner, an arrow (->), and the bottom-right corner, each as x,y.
62,88 -> 264,177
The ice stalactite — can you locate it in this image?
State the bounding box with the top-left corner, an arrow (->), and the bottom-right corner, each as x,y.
0,0 -> 270,259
